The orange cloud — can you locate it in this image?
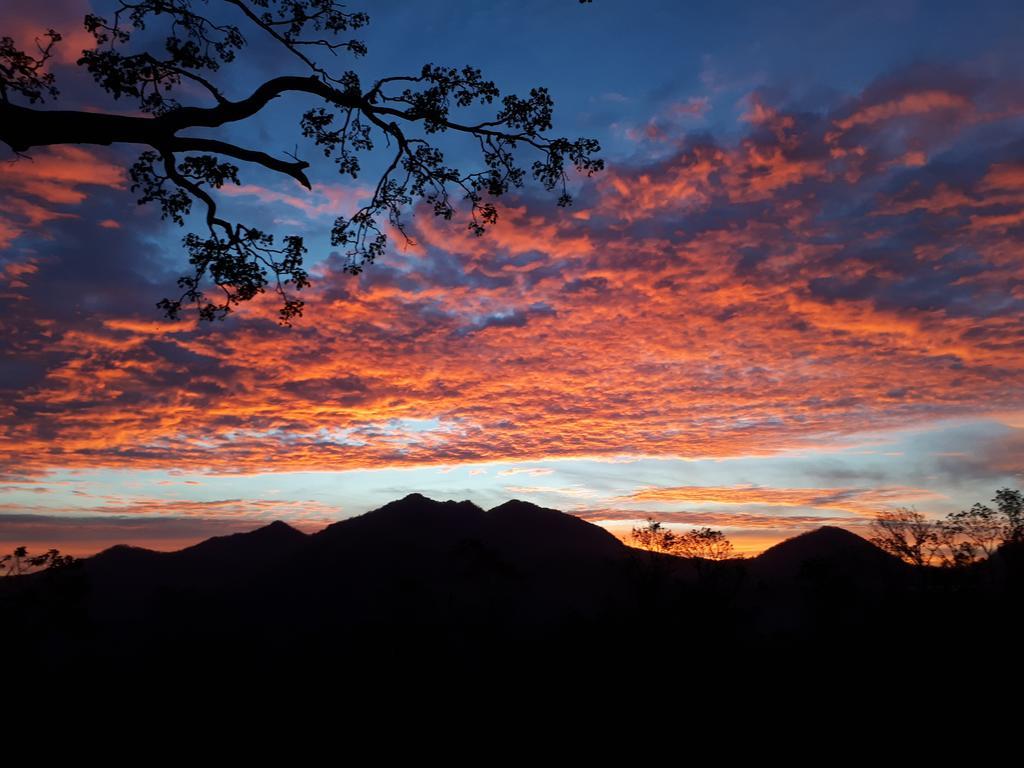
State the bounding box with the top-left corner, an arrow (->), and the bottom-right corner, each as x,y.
832,90 -> 971,133
2,73 -> 1023,487
613,484 -> 943,515
10,146 -> 125,203
0,147 -> 125,247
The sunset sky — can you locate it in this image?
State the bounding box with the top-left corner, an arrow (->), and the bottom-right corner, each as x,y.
2,0 -> 1023,556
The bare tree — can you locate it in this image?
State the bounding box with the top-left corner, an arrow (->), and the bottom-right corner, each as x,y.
868,488 -> 1024,567
867,507 -> 940,566
938,499 -> 1010,565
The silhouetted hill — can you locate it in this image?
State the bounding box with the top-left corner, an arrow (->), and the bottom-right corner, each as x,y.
174,519 -> 307,572
89,543 -> 162,567
752,525 -> 904,580
313,493 -> 488,552
290,495 -> 632,628
743,525 -> 913,639
311,494 -> 623,557
4,496 -> 1022,685
84,519 -> 307,587
181,519 -> 306,557
485,499 -> 625,561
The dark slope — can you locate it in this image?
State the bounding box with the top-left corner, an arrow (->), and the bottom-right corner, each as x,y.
77,521 -> 310,649
6,497 -> 1023,684
84,519 -> 307,585
50,495 -> 635,669
291,494 -> 632,629
178,519 -> 307,560
744,526 -> 913,639
311,493 -> 488,553
752,525 -> 905,580
484,499 -> 625,562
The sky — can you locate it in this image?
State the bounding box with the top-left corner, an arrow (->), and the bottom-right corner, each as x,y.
1,0 -> 1023,556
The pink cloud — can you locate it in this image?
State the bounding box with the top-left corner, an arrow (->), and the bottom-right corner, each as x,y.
832,90 -> 972,133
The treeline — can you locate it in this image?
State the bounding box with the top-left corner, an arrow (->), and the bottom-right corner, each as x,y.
869,488 -> 1023,567
625,486 -> 1023,569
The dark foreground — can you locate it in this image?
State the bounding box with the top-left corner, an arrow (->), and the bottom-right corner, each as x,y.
5,494 -> 1023,688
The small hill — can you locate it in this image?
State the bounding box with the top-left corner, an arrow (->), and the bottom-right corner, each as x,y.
174,519 -> 307,563
752,525 -> 903,579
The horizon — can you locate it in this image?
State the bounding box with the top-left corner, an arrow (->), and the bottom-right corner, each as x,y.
0,492 -> 873,559
2,1 -> 1023,557
2,492 -> 850,558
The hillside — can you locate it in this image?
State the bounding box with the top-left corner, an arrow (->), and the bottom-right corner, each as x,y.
2,495 -> 1020,684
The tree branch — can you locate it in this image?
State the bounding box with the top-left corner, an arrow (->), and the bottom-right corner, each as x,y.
0,76 -> 360,153
0,2 -> 603,324
167,137 -> 311,188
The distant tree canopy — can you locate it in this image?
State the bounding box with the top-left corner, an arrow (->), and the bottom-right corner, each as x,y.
1,546 -> 77,577
868,487 -> 1024,567
0,1 -> 603,323
629,519 -> 736,561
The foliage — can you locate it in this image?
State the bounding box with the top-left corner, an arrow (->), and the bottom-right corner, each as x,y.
1,546 -> 77,577
0,1 -> 603,324
674,527 -> 735,561
868,487 -> 1024,567
629,518 -> 736,561
868,507 -> 940,567
630,518 -> 678,554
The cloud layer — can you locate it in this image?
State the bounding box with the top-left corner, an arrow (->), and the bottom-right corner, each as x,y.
4,65 -> 1024,484
2,7 -> 1024,561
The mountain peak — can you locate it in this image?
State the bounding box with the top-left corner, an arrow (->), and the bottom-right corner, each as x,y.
375,493 -> 484,516
176,519 -> 307,561
399,492 -> 431,503
255,520 -> 304,537
485,498 -> 627,560
487,498 -> 548,515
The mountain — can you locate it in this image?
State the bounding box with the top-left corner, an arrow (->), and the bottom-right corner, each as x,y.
484,499 -> 625,562
310,493 -> 626,565
84,519 -> 307,586
5,496 -> 1021,685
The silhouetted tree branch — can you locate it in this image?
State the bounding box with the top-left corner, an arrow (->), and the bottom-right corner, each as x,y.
0,1 -> 603,324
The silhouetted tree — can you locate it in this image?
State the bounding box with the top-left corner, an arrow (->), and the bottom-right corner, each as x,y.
630,518 -> 677,554
937,488 -> 1024,565
0,1 -> 603,323
630,519 -> 736,560
994,487 -> 1024,544
674,527 -> 735,561
868,507 -> 940,566
868,488 -> 1024,567
1,546 -> 76,576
